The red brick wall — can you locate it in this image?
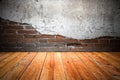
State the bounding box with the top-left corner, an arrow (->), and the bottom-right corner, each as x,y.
0,17 -> 120,52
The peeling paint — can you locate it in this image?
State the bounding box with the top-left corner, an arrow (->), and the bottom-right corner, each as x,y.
0,0 -> 120,39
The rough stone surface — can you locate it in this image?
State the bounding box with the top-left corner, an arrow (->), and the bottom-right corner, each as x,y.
0,0 -> 120,39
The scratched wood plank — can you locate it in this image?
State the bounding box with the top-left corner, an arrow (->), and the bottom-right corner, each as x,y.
0,52 -> 21,69
0,52 -> 37,80
20,52 -> 47,80
0,52 -> 120,80
95,52 -> 120,70
0,52 -> 28,78
0,52 -> 14,62
61,52 -> 83,80
87,52 -> 120,80
103,52 -> 120,62
76,52 -> 117,80
68,52 -> 97,80
53,52 -> 67,80
40,52 -> 54,80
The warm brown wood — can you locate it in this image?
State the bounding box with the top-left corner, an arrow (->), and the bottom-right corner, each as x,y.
0,52 -> 37,80
87,52 -> 120,80
20,52 -> 46,80
0,52 -> 120,80
53,52 -> 66,80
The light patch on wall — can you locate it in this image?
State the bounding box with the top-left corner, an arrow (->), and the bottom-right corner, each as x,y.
0,0 -> 120,39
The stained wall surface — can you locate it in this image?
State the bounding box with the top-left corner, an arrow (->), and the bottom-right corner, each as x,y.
0,0 -> 120,39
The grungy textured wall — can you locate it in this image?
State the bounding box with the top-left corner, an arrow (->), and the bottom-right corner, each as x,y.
0,0 -> 120,39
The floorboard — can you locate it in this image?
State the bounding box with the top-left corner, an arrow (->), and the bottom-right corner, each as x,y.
0,52 -> 120,80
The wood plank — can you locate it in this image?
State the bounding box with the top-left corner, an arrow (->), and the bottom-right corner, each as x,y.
53,52 -> 67,80
87,52 -> 120,80
0,52 -> 37,80
103,52 -> 120,62
0,52 -> 10,57
76,52 -> 117,80
0,52 -> 119,80
0,52 -> 14,62
95,52 -> 120,69
61,52 -> 83,80
20,52 -> 47,80
40,52 -> 54,80
68,52 -> 97,80
0,52 -> 28,78
0,52 -> 21,68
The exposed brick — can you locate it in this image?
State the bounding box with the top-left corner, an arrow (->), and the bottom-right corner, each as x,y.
99,40 -> 109,44
24,34 -> 36,38
34,34 -> 55,38
36,43 -> 65,47
79,39 -> 98,44
17,30 -> 38,34
110,39 -> 120,44
2,34 -> 24,39
85,44 -> 95,47
4,30 -> 16,34
48,39 -> 67,43
17,43 -> 36,47
0,38 -> 18,43
94,44 -> 109,47
67,43 -> 82,47
0,21 -> 8,26
0,42 -> 17,47
55,35 -> 66,39
24,26 -> 35,29
39,39 -> 48,43
66,39 -> 78,43
4,25 -> 23,29
18,38 -> 38,43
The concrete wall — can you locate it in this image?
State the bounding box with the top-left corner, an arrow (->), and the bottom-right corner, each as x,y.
0,0 -> 120,39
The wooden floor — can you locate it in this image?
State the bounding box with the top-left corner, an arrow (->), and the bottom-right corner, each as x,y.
0,52 -> 120,80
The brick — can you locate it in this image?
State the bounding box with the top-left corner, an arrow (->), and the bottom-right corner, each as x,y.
39,39 -> 48,43
67,43 -> 82,47
35,34 -> 55,38
99,40 -> 109,44
110,39 -> 120,44
24,26 -> 35,29
4,30 -> 16,34
24,34 -> 36,38
17,30 -> 38,34
66,39 -> 78,43
2,34 -> 24,39
17,43 -> 36,47
18,38 -> 38,43
37,47 -> 70,52
48,39 -> 67,43
55,35 -> 66,39
36,43 -> 65,47
1,42 -> 17,47
79,39 -> 98,43
4,25 -> 23,29
0,21 -> 8,26
85,44 -> 95,47
94,44 -> 109,47
0,38 -> 18,42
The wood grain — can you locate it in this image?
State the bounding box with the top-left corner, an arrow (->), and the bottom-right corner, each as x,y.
0,52 -> 119,80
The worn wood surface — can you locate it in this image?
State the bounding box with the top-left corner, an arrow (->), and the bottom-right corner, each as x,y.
0,52 -> 120,80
